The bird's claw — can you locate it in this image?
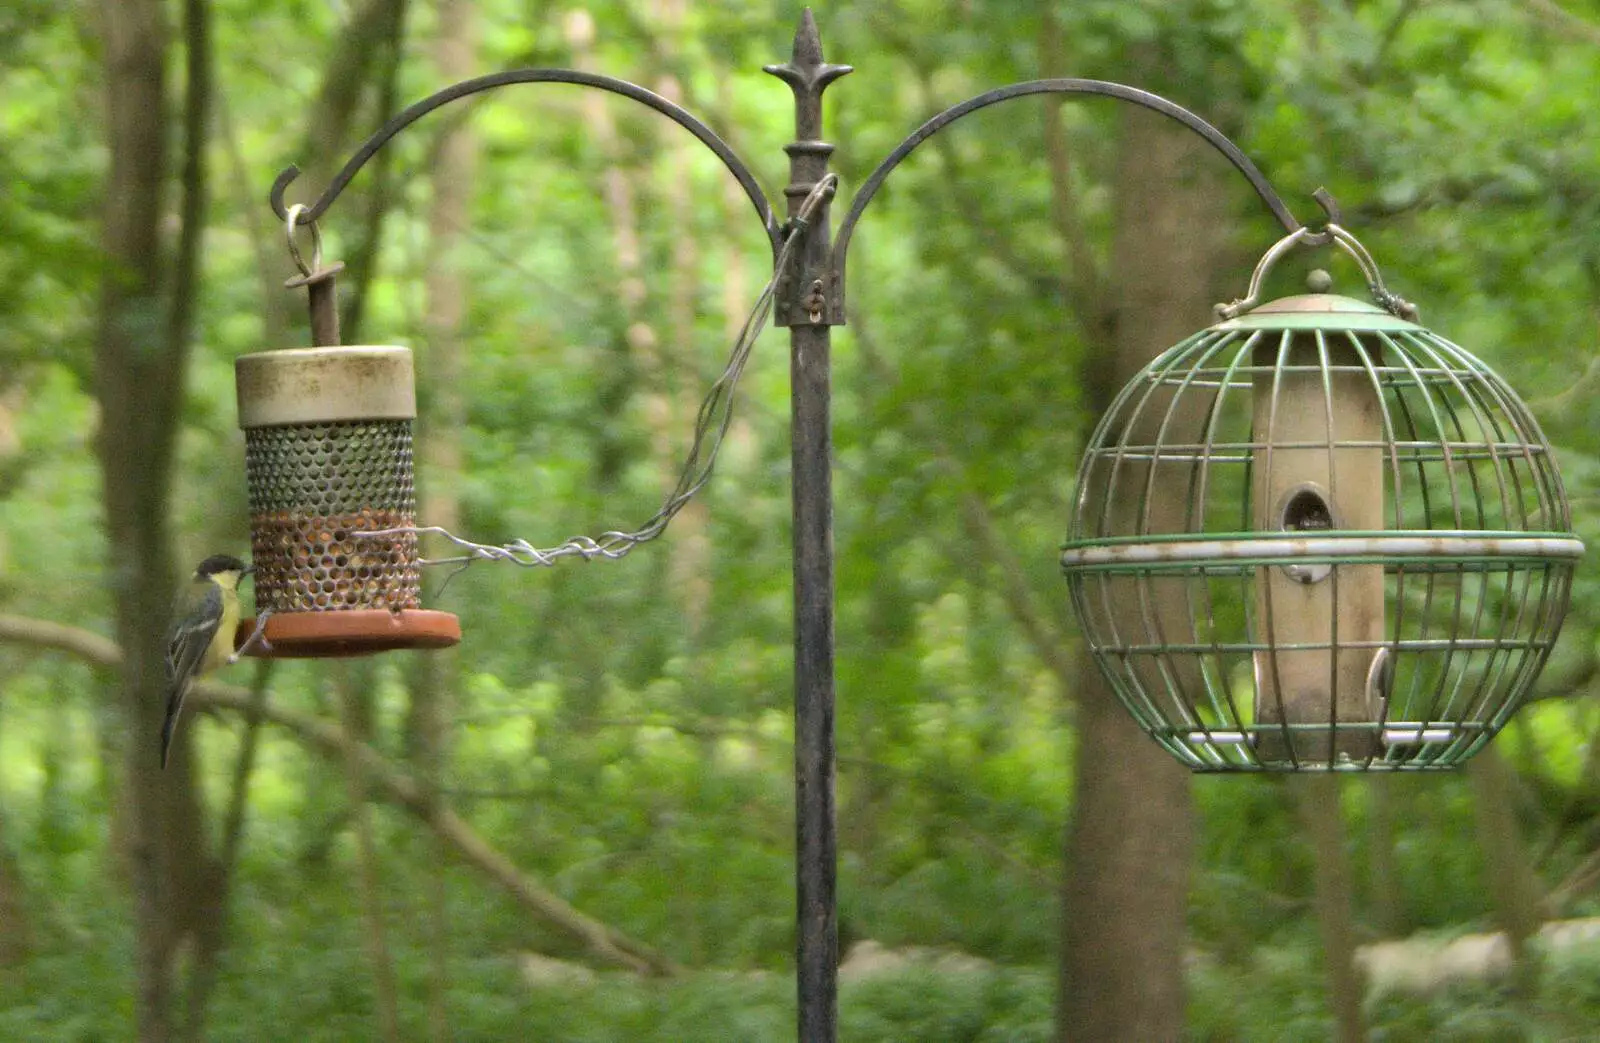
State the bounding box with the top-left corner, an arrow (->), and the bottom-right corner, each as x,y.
228,636 -> 273,665
234,610 -> 275,662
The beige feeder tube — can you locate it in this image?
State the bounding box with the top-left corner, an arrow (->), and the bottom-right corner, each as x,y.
1252,334 -> 1385,764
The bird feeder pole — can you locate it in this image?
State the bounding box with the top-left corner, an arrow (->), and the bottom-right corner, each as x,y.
765,17 -> 851,1039
251,9 -> 1583,1041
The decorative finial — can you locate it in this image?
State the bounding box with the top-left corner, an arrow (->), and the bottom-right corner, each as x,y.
793,8 -> 823,66
1307,269 -> 1333,294
764,7 -> 853,95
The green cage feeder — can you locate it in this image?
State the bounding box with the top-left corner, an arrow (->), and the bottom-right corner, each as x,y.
1060,228 -> 1583,772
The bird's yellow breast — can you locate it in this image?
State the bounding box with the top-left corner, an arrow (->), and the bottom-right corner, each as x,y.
201,587 -> 242,673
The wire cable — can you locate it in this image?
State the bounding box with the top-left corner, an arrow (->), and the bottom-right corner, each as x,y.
353,174 -> 839,577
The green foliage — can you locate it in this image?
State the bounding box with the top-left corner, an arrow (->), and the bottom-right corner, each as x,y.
3,0 -> 1600,1037
1190,936 -> 1600,1043
6,871 -> 1600,1043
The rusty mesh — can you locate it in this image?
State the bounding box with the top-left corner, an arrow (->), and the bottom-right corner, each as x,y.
245,420 -> 421,612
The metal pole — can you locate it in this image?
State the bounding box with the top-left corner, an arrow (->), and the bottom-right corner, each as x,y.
764,10 -> 850,1043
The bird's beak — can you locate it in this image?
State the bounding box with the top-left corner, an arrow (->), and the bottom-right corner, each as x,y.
242,565 -> 256,576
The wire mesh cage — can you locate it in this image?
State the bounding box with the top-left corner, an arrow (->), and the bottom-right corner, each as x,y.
235,345 -> 460,656
1059,233 -> 1583,772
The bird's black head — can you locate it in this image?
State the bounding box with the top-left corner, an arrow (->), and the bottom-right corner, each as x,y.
194,554 -> 250,579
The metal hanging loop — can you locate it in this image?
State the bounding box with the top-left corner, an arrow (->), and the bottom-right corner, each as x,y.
1215,222 -> 1419,322
284,203 -> 324,278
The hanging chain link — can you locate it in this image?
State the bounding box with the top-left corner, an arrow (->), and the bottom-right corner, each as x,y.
353,173 -> 839,575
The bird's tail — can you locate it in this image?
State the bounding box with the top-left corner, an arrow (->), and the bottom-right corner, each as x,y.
159,683 -> 188,769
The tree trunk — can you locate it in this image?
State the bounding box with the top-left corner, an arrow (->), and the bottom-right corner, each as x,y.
337,663 -> 402,1043
179,661 -> 274,1043
0,803 -> 29,968
566,9 -> 645,492
1296,776 -> 1370,1043
411,0 -> 477,1036
1469,747 -> 1545,990
94,2 -> 211,1038
652,1 -> 712,637
333,0 -> 408,344
1367,775 -> 1406,936
1057,102 -> 1228,1043
298,0 -> 409,197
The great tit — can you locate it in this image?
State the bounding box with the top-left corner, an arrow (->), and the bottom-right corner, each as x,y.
161,554 -> 252,769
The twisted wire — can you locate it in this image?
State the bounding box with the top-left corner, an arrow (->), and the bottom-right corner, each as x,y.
354,174 -> 839,575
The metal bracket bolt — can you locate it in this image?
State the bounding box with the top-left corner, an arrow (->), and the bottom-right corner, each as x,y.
804,279 -> 826,324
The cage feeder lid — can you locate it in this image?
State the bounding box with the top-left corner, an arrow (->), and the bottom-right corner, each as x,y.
1213,292 -> 1424,333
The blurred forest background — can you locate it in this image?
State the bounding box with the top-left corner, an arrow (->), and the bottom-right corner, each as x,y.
3,0 -> 1600,1040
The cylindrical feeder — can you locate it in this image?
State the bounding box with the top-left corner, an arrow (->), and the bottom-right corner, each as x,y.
1060,232 -> 1583,772
235,345 -> 461,656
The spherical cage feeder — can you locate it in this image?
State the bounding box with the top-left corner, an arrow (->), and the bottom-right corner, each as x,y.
235,345 -> 460,656
1060,250 -> 1582,772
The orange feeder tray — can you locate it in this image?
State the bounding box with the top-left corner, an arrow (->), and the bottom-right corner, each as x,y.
236,610 -> 460,659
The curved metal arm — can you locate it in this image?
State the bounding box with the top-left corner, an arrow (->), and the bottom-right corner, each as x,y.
829,78 -> 1311,320
270,69 -> 782,255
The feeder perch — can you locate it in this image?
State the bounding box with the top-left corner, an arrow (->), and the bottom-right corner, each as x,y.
1060,229 -> 1583,771
234,344 -> 461,656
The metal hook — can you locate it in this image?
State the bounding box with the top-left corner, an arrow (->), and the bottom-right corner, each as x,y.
1298,187 -> 1343,246
1312,188 -> 1343,227
282,202 -> 344,346
285,203 -> 323,277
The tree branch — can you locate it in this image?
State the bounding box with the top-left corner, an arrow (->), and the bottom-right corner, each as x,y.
1525,0 -> 1600,48
1546,842 -> 1600,911
953,486 -> 1080,692
0,613 -> 680,977
0,614 -> 121,663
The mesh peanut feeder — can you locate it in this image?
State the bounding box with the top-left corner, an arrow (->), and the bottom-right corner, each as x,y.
233,216 -> 460,657
1060,227 -> 1583,772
